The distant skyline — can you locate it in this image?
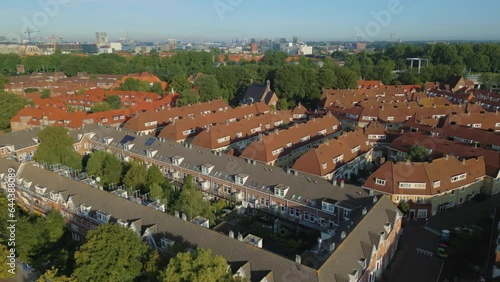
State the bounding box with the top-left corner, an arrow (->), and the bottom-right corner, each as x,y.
2,0 -> 500,43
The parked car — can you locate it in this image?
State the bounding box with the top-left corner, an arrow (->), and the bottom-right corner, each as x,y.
436,243 -> 448,258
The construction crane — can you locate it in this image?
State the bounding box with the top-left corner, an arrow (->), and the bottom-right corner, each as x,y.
24,28 -> 39,43
52,34 -> 63,51
389,33 -> 395,44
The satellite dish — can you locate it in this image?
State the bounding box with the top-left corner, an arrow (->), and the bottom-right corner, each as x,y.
96,177 -> 101,182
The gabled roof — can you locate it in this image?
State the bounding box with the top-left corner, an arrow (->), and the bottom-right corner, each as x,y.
292,129 -> 371,177
363,156 -> 486,195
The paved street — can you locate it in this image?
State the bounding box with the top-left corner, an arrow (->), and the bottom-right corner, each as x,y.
383,194 -> 500,282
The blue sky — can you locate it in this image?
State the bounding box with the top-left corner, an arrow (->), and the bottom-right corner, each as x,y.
2,0 -> 500,42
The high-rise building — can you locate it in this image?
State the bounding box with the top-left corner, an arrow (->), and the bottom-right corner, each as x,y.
293,36 -> 301,44
96,32 -> 108,46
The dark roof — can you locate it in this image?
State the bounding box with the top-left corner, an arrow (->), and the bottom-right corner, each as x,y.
316,195 -> 402,282
242,83 -> 275,104
10,160 -> 319,282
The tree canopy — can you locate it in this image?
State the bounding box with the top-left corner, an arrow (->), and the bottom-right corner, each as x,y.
0,91 -> 32,132
163,248 -> 232,282
85,151 -> 122,187
34,126 -> 82,170
407,145 -> 430,162
174,175 -> 214,222
123,161 -> 148,193
74,224 -> 150,282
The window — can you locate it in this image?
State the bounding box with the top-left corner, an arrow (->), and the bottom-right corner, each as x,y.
235,132 -> 242,138
317,129 -> 327,136
322,163 -> 327,170
72,233 -> 80,241
102,118 -> 108,123
272,147 -> 284,156
274,120 -> 283,127
280,204 -> 287,213
304,212 -> 310,221
398,183 -> 426,189
433,181 -> 440,188
286,142 -> 293,148
375,178 -> 386,186
300,135 -> 310,142
322,202 -> 335,213
417,209 -> 427,218
387,116 -> 394,121
343,209 -> 350,219
217,136 -> 230,144
333,154 -> 344,164
332,125 -> 338,131
113,116 -> 118,121
472,123 -> 481,128
351,145 -> 360,153
250,127 -> 261,133
450,173 -> 466,183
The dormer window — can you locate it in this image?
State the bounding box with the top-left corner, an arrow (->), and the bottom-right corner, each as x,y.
358,258 -> 367,270
80,204 -> 91,216
201,164 -> 214,175
35,185 -> 46,195
274,184 -> 289,198
217,136 -> 230,144
433,181 -> 440,188
172,156 -> 184,166
96,211 -> 111,223
117,219 -> 128,227
235,173 -> 249,185
32,137 -> 40,144
351,145 -> 360,153
104,137 -> 113,144
321,200 -> 335,213
451,173 -> 466,183
125,143 -> 134,150
49,191 -> 59,201
300,135 -> 310,142
333,154 -> 344,164
146,149 -> 158,158
160,237 -> 175,249
317,129 -> 327,136
375,178 -> 386,186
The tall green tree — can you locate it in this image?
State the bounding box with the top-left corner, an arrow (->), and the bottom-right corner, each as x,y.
90,102 -> 112,113
175,175 -> 213,222
86,151 -> 122,187
151,82 -> 164,95
74,224 -> 150,282
194,75 -> 224,102
163,248 -> 232,282
147,165 -> 165,187
123,161 -> 148,193
176,89 -> 198,107
0,240 -> 15,279
0,91 -> 32,132
169,74 -> 191,93
34,126 -> 82,170
41,89 -> 51,99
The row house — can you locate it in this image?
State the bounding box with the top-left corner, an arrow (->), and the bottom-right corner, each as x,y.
363,156 -> 486,219
157,106 -> 277,144
0,157 -> 401,282
89,126 -> 372,233
387,131 -> 500,196
190,111 -> 294,152
402,114 -> 500,151
0,126 -> 95,161
122,99 -> 251,135
292,129 -> 373,181
311,195 -> 402,282
240,113 -> 342,167
321,87 -> 424,109
332,100 -> 466,131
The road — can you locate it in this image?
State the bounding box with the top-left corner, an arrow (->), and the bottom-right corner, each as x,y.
383,193 -> 500,282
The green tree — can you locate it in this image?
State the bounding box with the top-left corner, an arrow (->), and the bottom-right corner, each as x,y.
37,267 -> 76,282
45,210 -> 66,243
152,82 -> 164,95
163,248 -> 232,282
34,126 -> 82,170
90,102 -> 112,113
106,94 -> 121,109
41,89 -> 51,99
74,224 -> 150,282
24,88 -> 39,93
176,89 -> 198,106
318,68 -> 336,89
120,78 -> 141,91
175,175 -> 213,222
147,165 -> 165,187
169,74 -> 191,93
333,67 -> 358,89
86,151 -> 122,187
0,92 -> 32,132
261,51 -> 288,67
195,75 -> 224,102
0,74 -> 8,89
123,161 -> 148,193
407,145 -> 430,162
0,240 -> 15,279
277,98 -> 289,110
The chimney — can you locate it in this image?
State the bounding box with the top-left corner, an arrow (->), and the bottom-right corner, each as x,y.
444,154 -> 449,160
295,255 -> 302,265
229,230 -> 234,239
266,80 -> 270,90
237,233 -> 243,241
